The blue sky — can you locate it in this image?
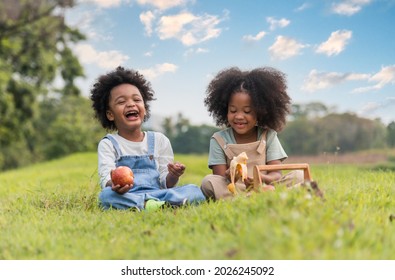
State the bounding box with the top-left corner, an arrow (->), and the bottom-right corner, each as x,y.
66,0 -> 395,126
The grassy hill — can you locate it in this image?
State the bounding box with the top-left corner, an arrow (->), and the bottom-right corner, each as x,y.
1,152 -> 395,259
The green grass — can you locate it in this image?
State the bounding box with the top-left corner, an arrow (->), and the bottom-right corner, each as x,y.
1,153 -> 395,259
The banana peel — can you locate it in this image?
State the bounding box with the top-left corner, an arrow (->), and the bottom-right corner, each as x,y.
227,152 -> 248,195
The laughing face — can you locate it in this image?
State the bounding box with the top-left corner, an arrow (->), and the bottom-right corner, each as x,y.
227,91 -> 257,138
106,83 -> 146,136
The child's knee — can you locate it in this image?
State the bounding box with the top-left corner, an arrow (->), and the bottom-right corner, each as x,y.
181,184 -> 206,202
283,170 -> 305,188
295,170 -> 305,183
201,175 -> 216,200
98,187 -> 114,208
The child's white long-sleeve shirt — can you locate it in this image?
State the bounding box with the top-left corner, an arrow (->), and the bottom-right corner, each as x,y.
97,131 -> 174,189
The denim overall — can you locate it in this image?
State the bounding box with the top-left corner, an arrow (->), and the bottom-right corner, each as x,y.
99,131 -> 205,210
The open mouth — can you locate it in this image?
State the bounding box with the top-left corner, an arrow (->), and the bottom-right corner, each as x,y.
125,110 -> 139,120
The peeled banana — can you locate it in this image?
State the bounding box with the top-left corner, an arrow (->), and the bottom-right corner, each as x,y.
227,152 -> 248,194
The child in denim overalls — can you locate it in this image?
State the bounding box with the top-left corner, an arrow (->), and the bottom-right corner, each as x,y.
90,66 -> 205,210
201,67 -> 303,200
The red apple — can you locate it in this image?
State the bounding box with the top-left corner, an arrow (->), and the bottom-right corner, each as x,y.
111,166 -> 134,187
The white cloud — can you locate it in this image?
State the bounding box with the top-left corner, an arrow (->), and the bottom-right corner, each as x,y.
196,47 -> 209,53
303,66 -> 395,93
316,30 -> 352,56
157,12 -> 196,39
269,36 -> 307,60
266,17 -> 290,30
295,3 -> 311,12
358,98 -> 395,122
331,0 -> 372,16
370,65 -> 395,87
358,101 -> 381,115
74,44 -> 129,69
183,47 -> 209,57
138,63 -> 178,79
65,8 -> 115,42
353,65 -> 395,93
80,0 -> 123,8
156,11 -> 224,46
81,0 -> 188,10
302,69 -> 369,92
242,31 -> 266,42
136,0 -> 188,10
140,10 -> 156,36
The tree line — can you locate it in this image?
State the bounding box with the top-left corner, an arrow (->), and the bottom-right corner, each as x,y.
1,1 -> 395,171
163,110 -> 395,157
280,103 -> 392,155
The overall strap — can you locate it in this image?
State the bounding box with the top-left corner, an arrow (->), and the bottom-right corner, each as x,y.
146,131 -> 155,157
212,133 -> 235,160
256,130 -> 267,155
104,134 -> 122,160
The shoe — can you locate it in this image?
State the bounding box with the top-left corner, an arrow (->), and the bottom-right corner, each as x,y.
130,206 -> 141,212
164,198 -> 188,208
144,200 -> 165,212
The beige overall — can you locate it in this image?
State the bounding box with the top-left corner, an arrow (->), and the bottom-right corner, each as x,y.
201,132 -> 304,200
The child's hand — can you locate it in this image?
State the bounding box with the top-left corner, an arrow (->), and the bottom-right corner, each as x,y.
111,183 -> 133,194
167,162 -> 185,178
224,168 -> 230,179
225,168 -> 236,181
261,171 -> 281,185
243,176 -> 254,187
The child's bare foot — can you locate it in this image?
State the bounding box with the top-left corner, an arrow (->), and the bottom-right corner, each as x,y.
261,185 -> 275,192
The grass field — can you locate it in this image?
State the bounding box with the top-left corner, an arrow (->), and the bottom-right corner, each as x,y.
1,152 -> 395,260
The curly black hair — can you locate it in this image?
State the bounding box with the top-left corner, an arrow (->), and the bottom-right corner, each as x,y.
204,66 -> 291,131
90,66 -> 155,131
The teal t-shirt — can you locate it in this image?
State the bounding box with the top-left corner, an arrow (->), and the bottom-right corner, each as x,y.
208,127 -> 287,168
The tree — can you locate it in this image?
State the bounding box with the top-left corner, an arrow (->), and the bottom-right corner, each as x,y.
37,96 -> 103,159
0,0 -> 85,170
280,118 -> 319,155
387,121 -> 395,148
290,102 -> 335,121
162,113 -> 218,154
281,110 -> 387,155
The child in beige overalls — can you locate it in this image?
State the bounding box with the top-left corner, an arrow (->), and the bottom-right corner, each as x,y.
201,66 -> 304,201
201,131 -> 303,200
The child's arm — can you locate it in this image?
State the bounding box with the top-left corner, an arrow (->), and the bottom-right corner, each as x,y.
98,139 -> 133,194
166,162 -> 185,188
208,137 -> 228,176
98,139 -> 117,189
213,164 -> 238,183
156,132 -> 181,188
260,159 -> 282,184
212,164 -> 227,177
